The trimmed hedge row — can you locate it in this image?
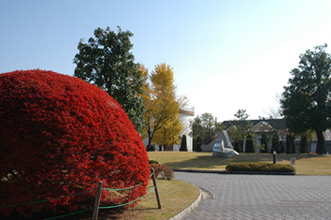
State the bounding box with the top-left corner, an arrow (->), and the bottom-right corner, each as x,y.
226,162 -> 295,173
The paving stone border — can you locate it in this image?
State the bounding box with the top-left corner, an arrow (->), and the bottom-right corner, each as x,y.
169,183 -> 216,220
168,185 -> 202,220
173,168 -> 295,175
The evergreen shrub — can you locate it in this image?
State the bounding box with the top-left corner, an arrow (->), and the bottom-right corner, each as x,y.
226,162 -> 295,173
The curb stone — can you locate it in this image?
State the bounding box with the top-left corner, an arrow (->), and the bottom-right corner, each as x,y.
168,184 -> 211,220
173,169 -> 295,175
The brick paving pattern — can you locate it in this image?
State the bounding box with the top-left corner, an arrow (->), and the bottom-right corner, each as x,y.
175,172 -> 331,220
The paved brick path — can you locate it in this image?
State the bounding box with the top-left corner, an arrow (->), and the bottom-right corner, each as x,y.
175,172 -> 331,220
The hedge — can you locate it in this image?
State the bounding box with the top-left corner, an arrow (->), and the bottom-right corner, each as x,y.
226,162 -> 295,173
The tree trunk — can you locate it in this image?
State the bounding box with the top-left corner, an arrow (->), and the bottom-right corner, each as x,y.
147,132 -> 154,151
286,135 -> 295,154
300,134 -> 308,154
315,130 -> 326,155
147,137 -> 151,151
147,129 -> 157,151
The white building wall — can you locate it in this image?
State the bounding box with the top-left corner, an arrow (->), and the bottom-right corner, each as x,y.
182,113 -> 194,151
173,110 -> 194,151
144,107 -> 194,151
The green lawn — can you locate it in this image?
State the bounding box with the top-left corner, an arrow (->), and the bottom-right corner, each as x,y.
148,152 -> 331,175
97,179 -> 200,220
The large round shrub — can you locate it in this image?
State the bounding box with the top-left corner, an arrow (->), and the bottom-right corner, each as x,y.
0,70 -> 150,217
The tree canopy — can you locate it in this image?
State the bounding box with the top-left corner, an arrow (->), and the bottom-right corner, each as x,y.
227,109 -> 253,152
191,112 -> 223,146
142,63 -> 181,150
73,26 -> 145,133
281,44 -> 331,154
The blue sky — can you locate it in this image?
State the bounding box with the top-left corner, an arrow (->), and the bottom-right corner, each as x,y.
1,0 -> 331,121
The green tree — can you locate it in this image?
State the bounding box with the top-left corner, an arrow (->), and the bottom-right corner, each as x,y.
300,133 -> 308,154
271,134 -> 280,153
73,26 -> 145,133
195,136 -> 203,152
233,140 -> 241,153
245,134 -> 255,153
191,112 -> 223,146
260,133 -> 268,153
286,134 -> 296,154
299,129 -> 313,153
281,44 -> 331,154
153,118 -> 182,151
228,109 -> 253,152
180,135 -> 188,151
191,116 -> 203,141
299,129 -> 315,154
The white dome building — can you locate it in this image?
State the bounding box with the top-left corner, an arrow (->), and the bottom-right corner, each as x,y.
173,107 -> 195,151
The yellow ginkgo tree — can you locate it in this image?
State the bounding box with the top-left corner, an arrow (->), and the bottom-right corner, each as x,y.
141,63 -> 182,151
153,118 -> 182,151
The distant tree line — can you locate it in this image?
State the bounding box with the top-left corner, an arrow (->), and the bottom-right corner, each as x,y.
74,26 -> 331,154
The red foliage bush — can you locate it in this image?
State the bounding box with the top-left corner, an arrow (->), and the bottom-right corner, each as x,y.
0,70 -> 150,217
150,164 -> 174,180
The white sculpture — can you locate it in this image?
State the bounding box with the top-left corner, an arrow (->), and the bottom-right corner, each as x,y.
212,130 -> 239,158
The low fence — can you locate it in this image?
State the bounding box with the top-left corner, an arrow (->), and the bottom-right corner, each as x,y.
0,168 -> 161,220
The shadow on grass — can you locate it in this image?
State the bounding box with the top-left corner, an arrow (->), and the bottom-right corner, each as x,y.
163,153 -> 323,170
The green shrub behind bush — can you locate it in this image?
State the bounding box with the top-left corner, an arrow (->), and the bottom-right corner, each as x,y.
226,162 -> 295,173
149,160 -> 159,164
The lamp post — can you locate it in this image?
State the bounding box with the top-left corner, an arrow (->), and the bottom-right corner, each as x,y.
273,151 -> 277,164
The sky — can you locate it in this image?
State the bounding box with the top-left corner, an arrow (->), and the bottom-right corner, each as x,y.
1,0 -> 331,122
